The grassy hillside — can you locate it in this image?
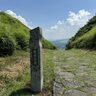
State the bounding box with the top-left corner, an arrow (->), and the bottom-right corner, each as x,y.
42,39 -> 57,49
66,16 -> 96,49
0,11 -> 56,56
0,12 -> 30,34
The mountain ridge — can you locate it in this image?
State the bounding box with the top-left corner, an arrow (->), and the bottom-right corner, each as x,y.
52,39 -> 69,49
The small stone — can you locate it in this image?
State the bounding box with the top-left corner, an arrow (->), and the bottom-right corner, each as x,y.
53,82 -> 64,95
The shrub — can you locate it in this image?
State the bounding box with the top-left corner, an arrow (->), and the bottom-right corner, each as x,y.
13,32 -> 29,50
0,32 -> 16,56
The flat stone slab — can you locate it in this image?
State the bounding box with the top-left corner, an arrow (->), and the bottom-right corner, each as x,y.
57,72 -> 75,81
83,87 -> 96,94
63,80 -> 85,88
64,89 -> 87,96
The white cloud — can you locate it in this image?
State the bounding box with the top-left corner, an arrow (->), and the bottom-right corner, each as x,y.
67,9 -> 91,26
44,9 -> 92,40
5,10 -> 30,28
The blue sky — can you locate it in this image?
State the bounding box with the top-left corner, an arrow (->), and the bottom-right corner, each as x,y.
0,0 -> 96,40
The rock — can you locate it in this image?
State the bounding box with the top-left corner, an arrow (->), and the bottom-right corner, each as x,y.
83,87 -> 96,95
64,89 -> 87,96
63,80 -> 85,88
53,82 -> 64,96
59,72 -> 74,81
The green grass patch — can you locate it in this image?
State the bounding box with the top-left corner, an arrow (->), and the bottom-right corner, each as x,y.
0,49 -> 55,96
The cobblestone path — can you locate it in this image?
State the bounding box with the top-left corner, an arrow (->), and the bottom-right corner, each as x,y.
53,49 -> 96,96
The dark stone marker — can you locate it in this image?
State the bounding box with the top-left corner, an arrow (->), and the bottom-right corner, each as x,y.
29,27 -> 43,92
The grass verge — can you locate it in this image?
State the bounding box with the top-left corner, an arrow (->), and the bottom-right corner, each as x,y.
0,49 -> 55,96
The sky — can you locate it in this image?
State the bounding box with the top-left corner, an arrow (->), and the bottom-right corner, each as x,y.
0,0 -> 96,40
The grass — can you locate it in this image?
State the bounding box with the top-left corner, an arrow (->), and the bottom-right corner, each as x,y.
66,16 -> 96,49
71,26 -> 96,48
0,49 -> 55,96
1,49 -> 96,96
54,49 -> 96,73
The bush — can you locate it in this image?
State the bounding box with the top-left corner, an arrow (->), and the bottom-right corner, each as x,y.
0,32 -> 16,56
13,32 -> 29,50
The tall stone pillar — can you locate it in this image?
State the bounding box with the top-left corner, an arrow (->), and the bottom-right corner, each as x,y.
29,27 -> 43,92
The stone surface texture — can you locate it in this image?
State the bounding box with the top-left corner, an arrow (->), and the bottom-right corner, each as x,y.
30,27 -> 43,92
53,50 -> 96,96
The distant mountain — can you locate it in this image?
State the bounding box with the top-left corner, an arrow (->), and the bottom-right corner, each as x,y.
66,16 -> 96,50
52,39 -> 69,49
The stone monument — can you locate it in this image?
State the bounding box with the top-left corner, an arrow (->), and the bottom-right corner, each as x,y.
29,27 -> 43,92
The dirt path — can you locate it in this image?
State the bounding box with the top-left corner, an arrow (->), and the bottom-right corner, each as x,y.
53,49 -> 96,96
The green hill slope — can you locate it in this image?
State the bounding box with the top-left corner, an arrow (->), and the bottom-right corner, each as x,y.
0,12 -> 30,34
0,11 -> 56,56
66,16 -> 96,49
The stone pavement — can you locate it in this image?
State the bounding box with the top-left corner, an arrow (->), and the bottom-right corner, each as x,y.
53,50 -> 96,96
